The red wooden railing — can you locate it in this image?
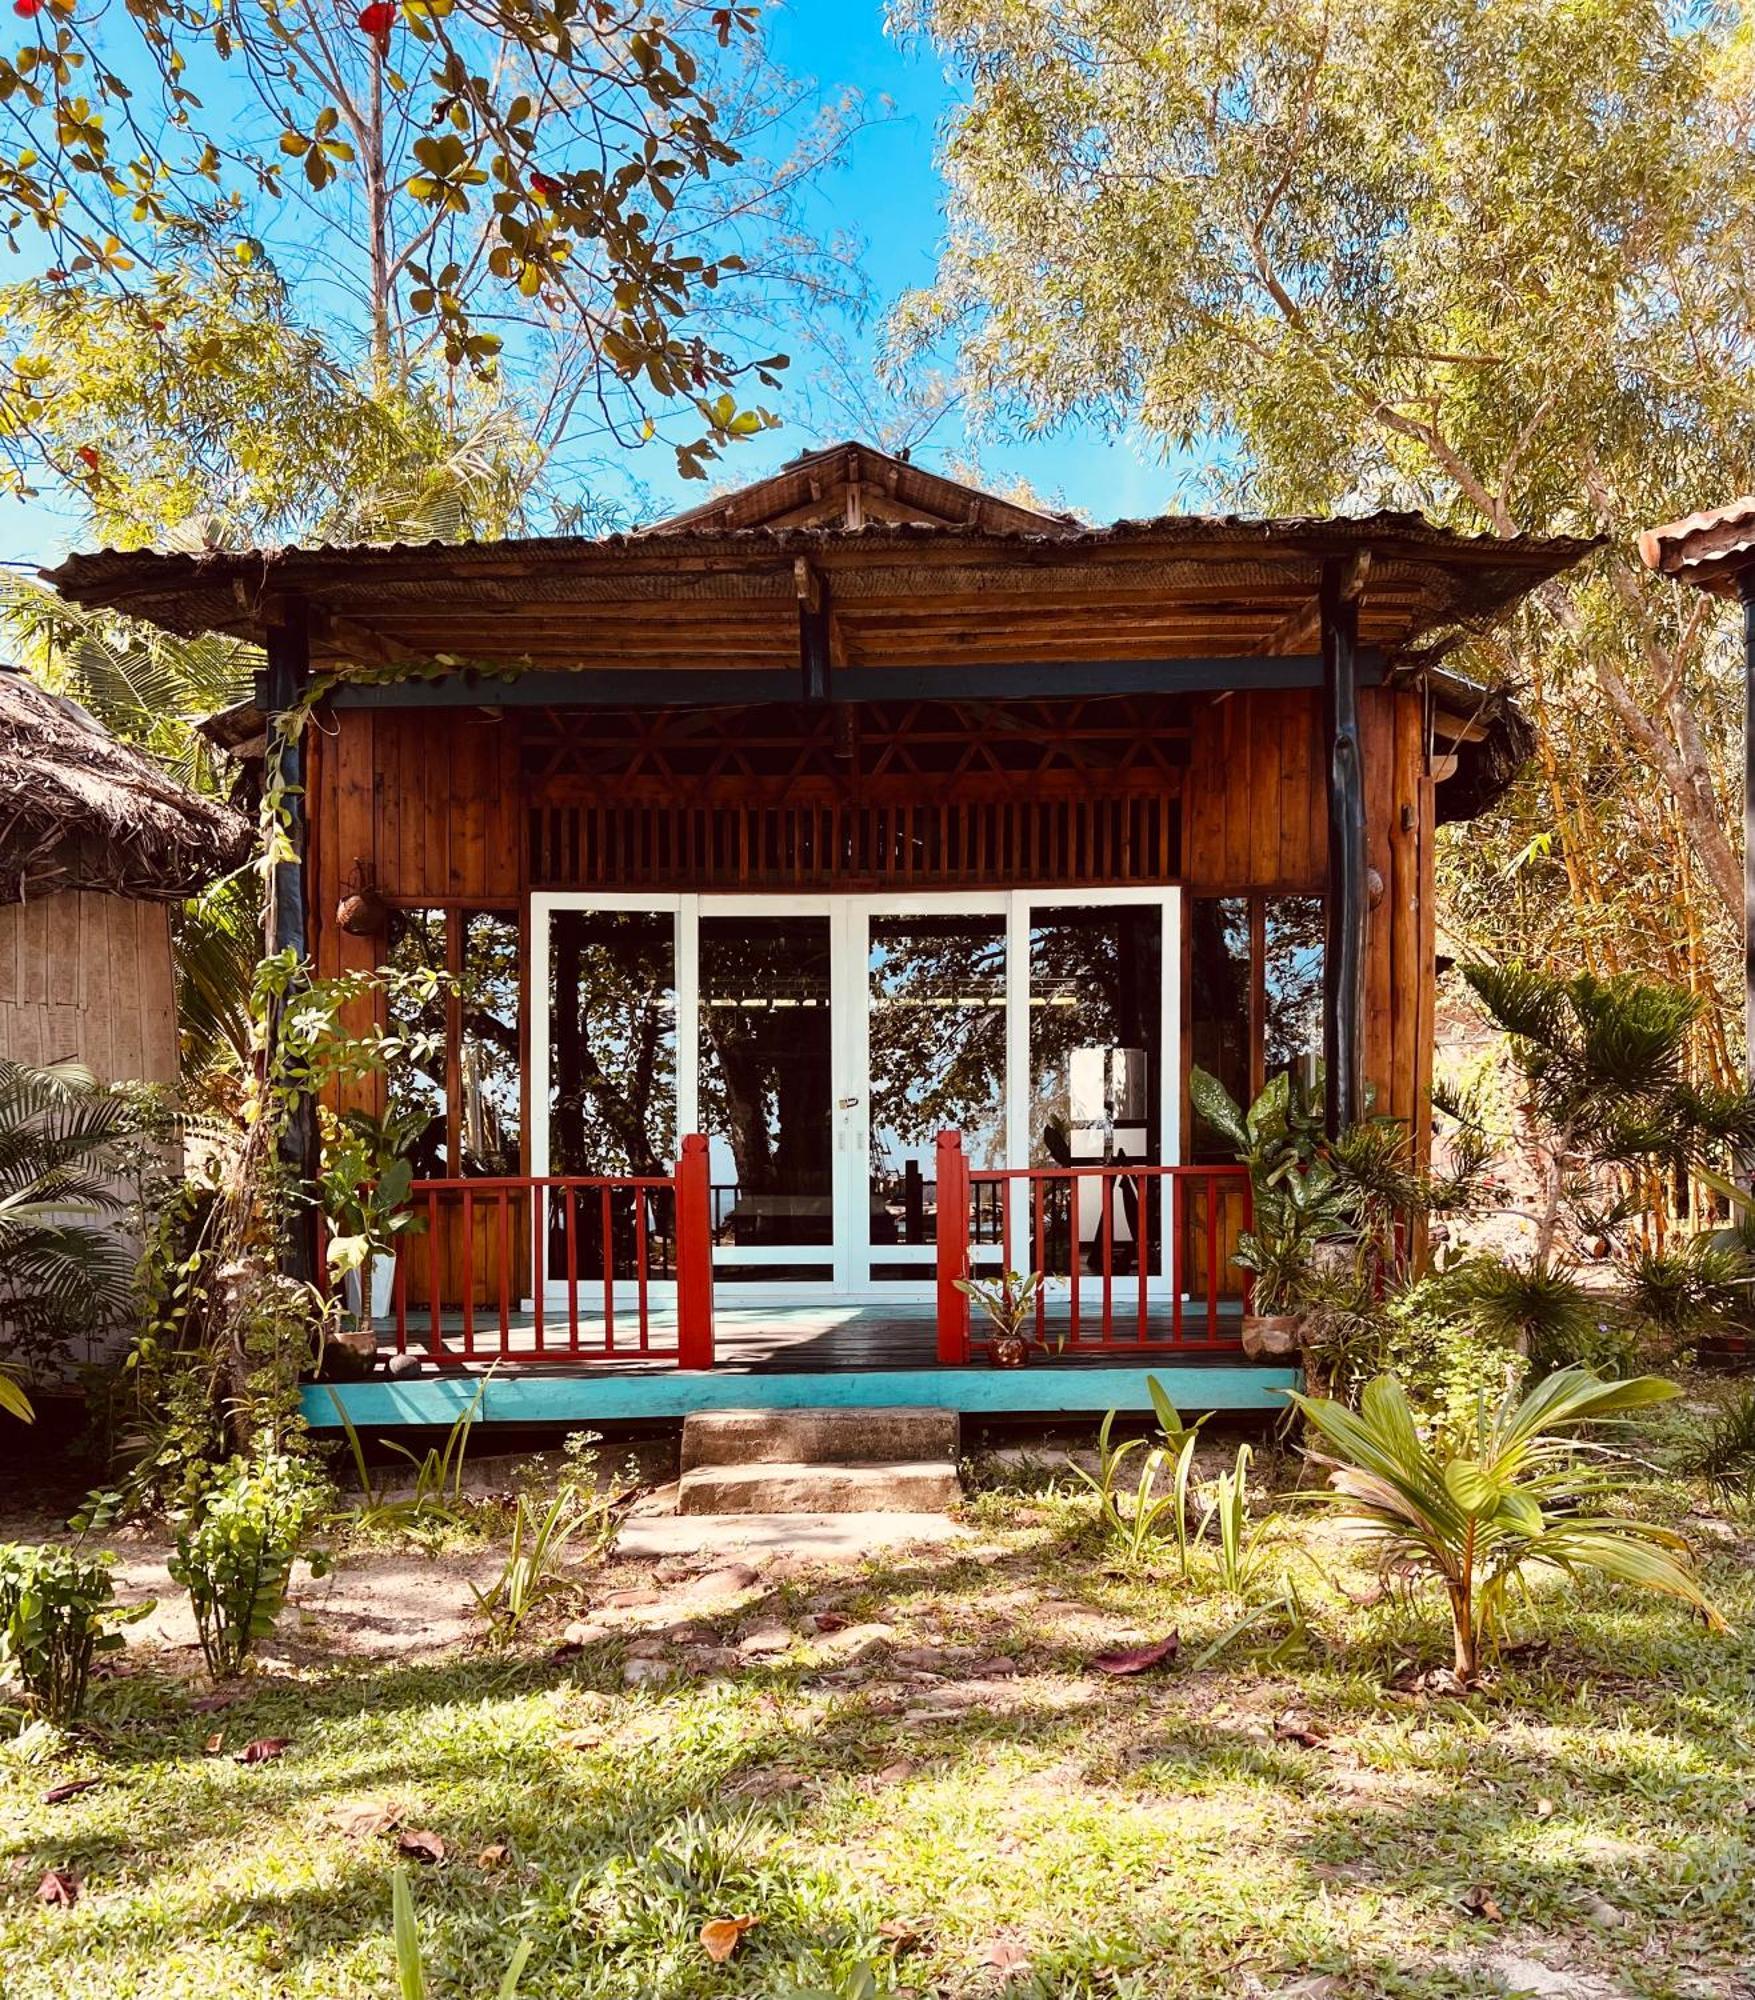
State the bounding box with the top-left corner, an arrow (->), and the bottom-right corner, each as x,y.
934,1130 -> 1252,1363
362,1130 -> 1249,1373
383,1135 -> 715,1369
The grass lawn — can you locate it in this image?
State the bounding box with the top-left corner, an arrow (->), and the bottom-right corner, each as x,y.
1,1410 -> 1751,1999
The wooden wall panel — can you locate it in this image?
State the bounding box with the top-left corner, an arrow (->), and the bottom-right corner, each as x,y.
1183,684 -> 1431,1150
0,892 -> 179,1082
1184,689 -> 1327,895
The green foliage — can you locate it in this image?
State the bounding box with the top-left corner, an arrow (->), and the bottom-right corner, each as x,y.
472,1487 -> 601,1646
328,1380 -> 486,1533
1196,1443 -> 1271,1600
169,1454 -> 331,1679
956,1268 -> 1055,1352
1189,1066 -> 1353,1312
1071,1386 -> 1211,1574
0,1540 -> 148,1723
0,7 -> 819,490
392,1864 -> 530,2000
1620,1239 -> 1753,1347
897,0 -> 1755,1068
1292,1368 -> 1724,1678
0,1056 -> 156,1379
1686,1387 -> 1755,1508
1070,1410 -> 1183,1569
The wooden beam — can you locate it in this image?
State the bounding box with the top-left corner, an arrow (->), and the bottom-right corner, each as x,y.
327,651 -> 1389,710
1322,558 -> 1368,1136
263,599 -> 319,1282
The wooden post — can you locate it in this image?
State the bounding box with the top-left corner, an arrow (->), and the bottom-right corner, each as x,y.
935,1129 -> 970,1364
1321,558 -> 1368,1136
676,1134 -> 715,1370
263,599 -> 318,1283
1742,570 -> 1755,1084
796,556 -> 831,704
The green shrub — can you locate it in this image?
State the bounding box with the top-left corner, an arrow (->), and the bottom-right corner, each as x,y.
169,1453 -> 331,1678
0,1541 -> 148,1722
1293,1367 -> 1724,1680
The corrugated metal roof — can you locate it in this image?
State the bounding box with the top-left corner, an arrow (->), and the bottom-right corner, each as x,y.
1637,496 -> 1755,595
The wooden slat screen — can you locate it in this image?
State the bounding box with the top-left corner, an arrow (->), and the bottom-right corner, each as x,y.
528,792 -> 1178,892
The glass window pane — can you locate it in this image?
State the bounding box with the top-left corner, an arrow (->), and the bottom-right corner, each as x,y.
384,906 -> 449,1177
868,916 -> 1007,1264
459,910 -> 521,1177
1030,904 -> 1162,1276
547,909 -> 676,1177
1264,896 -> 1324,1096
1188,896 -> 1250,1162
699,916 -> 833,1276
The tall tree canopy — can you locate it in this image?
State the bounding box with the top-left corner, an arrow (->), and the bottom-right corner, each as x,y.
894,0 -> 1755,1073
0,0 -> 854,490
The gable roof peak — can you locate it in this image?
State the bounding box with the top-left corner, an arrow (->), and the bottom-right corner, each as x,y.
639,437 -> 1080,539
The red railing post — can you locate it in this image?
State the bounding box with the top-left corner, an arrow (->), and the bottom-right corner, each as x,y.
935,1129 -> 970,1364
676,1134 -> 715,1370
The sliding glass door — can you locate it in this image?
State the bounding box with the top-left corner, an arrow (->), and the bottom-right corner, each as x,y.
531,888 -> 1180,1303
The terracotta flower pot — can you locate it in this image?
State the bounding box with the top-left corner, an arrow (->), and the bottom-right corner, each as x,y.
1240,1313 -> 1301,1361
990,1334 -> 1029,1368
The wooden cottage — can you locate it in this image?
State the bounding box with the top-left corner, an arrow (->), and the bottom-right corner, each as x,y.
45,444 -> 1593,1425
0,664 -> 250,1082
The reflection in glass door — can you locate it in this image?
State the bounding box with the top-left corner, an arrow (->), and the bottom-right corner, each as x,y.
542,902 -> 681,1281
699,914 -> 835,1285
863,912 -> 1008,1284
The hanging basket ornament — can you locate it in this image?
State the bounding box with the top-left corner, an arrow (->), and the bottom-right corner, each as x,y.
336,859 -> 389,937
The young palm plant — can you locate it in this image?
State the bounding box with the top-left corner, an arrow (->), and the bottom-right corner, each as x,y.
0,1057 -> 145,1377
1291,1368 -> 1725,1680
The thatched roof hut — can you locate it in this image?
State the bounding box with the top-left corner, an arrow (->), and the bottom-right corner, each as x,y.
0,663 -> 252,906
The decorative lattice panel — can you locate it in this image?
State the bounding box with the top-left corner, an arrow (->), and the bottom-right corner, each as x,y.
523,698 -> 1186,891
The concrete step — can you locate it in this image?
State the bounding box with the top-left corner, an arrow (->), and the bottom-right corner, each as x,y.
677,1458 -> 962,1516
680,1405 -> 959,1473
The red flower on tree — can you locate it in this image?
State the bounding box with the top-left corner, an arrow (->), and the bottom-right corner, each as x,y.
356,2 -> 395,54
13,0 -> 43,19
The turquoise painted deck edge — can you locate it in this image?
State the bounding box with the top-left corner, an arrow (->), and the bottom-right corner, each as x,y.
302,1366 -> 1299,1428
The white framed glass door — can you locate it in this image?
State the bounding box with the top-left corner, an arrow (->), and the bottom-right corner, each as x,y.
530,887 -> 1180,1305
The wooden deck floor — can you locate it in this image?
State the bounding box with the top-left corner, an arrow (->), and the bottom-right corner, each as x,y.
375,1299 -> 1246,1375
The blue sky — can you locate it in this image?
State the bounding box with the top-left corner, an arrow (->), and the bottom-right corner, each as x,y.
0,2 -> 1186,567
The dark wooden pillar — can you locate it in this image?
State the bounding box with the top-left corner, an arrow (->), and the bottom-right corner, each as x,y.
263,599 -> 318,1282
796,557 -> 831,704
1321,559 -> 1368,1136
1743,569 -> 1755,1083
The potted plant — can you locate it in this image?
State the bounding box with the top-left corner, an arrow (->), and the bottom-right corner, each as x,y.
1188,1067 -> 1357,1359
957,1268 -> 1055,1365
318,1106 -> 427,1365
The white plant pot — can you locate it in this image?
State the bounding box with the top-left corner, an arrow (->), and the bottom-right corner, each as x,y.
343,1256 -> 396,1326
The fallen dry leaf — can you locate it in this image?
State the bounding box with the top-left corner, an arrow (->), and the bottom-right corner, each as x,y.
337,1804 -> 401,1841
981,1937 -> 1033,1976
558,1727 -> 604,1752
234,1738 -> 291,1765
396,1829 -> 447,1865
36,1868 -> 79,1909
700,1915 -> 759,1963
876,1917 -> 923,1955
42,1778 -> 101,1805
1273,1713 -> 1330,1749
188,1690 -> 239,1714
1534,1797 -> 1556,1820
1091,1632 -> 1180,1677
875,1757 -> 915,1784
1460,1884 -> 1505,1922
202,1732 -> 226,1757
475,1843 -> 510,1870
